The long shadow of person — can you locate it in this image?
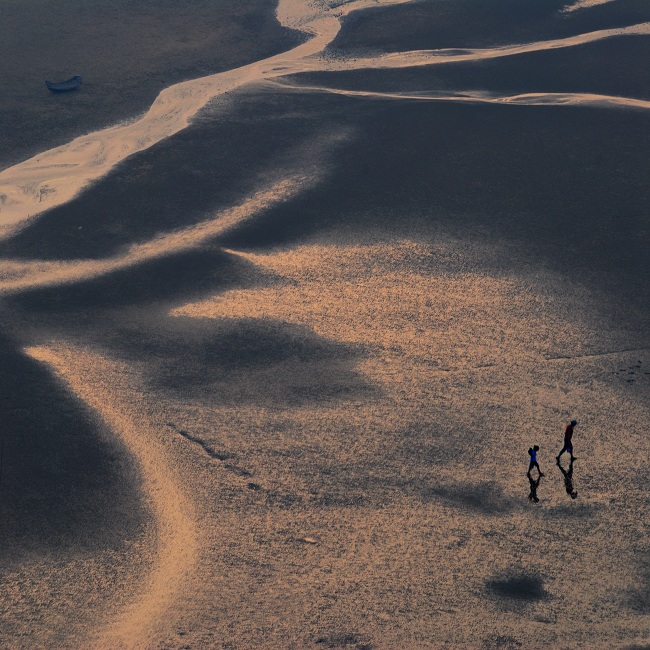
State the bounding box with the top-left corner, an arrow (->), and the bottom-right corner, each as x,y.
557,457 -> 578,499
527,470 -> 541,503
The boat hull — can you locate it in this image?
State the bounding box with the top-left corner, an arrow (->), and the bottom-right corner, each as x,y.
45,76 -> 82,92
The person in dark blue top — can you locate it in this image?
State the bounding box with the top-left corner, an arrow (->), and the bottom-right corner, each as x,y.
527,445 -> 544,477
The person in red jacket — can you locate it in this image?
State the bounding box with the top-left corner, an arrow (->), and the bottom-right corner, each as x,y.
556,419 -> 578,461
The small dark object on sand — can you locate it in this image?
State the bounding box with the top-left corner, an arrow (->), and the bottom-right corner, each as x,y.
527,472 -> 541,503
45,76 -> 82,92
557,457 -> 578,499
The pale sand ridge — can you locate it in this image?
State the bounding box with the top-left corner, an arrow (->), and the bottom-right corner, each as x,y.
321,21 -> 650,71
0,176 -> 309,293
271,81 -> 650,111
25,345 -> 198,648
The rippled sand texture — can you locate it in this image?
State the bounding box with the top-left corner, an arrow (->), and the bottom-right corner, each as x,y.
0,0 -> 649,648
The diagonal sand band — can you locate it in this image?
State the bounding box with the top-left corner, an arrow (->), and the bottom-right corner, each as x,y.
0,0 -> 647,231
562,0 -> 619,12
271,81 -> 650,111
324,21 -> 650,72
0,124 -> 348,295
0,173 -> 312,294
25,344 -> 198,648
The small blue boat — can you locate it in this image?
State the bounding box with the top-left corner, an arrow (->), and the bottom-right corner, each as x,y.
45,75 -> 82,92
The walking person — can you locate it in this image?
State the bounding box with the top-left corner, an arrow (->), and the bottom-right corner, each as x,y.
527,445 -> 544,477
556,419 -> 578,461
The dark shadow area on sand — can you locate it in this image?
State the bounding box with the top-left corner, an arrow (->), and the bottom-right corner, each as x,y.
420,480 -> 516,515
481,634 -> 524,650
312,631 -> 372,649
217,91 -> 649,312
486,570 -> 549,605
527,472 -> 541,503
296,449 -> 519,511
0,0 -> 305,168
0,333 -> 147,565
557,457 -> 578,499
6,245 -> 377,408
330,0 -> 650,54
5,246 -> 267,313
94,316 -> 377,408
626,553 -> 650,614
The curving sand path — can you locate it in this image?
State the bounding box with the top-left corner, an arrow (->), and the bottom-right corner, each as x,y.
0,0 -> 647,231
25,344 -> 198,648
325,21 -> 650,72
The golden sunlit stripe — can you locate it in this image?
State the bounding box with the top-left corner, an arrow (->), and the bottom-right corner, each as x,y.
25,344 -> 198,648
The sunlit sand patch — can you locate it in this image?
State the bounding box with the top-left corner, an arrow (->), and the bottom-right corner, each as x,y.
25,344 -> 198,648
170,241 -> 601,383
165,238 -> 650,542
164,236 -> 650,570
16,241 -> 647,647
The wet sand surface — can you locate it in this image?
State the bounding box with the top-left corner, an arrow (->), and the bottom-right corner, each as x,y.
0,0 -> 649,648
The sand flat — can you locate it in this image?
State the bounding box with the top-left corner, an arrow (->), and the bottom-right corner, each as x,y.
0,0 -> 648,647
